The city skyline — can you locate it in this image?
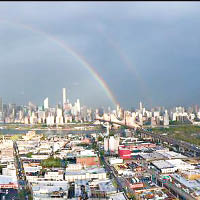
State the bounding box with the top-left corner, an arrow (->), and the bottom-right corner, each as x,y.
1,86 -> 200,128
1,88 -> 200,112
1,86 -> 200,111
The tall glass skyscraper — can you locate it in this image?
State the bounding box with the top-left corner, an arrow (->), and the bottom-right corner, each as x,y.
44,97 -> 49,110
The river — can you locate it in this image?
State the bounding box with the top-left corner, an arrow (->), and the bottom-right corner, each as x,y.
0,128 -> 102,136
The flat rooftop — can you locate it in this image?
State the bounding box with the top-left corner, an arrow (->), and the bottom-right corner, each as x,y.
65,167 -> 106,176
152,160 -> 175,169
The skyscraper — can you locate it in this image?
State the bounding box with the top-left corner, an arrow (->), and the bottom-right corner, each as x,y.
44,98 -> 49,109
76,99 -> 80,113
139,101 -> 143,111
164,110 -> 169,126
63,88 -> 66,106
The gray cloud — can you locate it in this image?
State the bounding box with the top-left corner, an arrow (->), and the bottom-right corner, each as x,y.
0,2 -> 200,109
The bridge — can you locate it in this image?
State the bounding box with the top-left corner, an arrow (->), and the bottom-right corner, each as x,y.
95,113 -> 142,129
96,117 -> 200,157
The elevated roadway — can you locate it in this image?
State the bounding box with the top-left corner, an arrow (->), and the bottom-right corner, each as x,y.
96,119 -> 200,156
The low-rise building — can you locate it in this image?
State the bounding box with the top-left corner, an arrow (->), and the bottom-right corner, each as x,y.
44,170 -> 64,181
65,168 -> 106,182
151,160 -> 177,174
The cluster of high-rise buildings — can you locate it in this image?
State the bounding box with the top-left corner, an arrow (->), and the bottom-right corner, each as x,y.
98,102 -> 200,127
0,88 -> 95,125
0,91 -> 200,127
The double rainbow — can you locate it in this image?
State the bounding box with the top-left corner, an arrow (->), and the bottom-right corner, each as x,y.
0,19 -> 119,108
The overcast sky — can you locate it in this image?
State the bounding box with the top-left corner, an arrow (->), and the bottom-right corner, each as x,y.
0,2 -> 200,109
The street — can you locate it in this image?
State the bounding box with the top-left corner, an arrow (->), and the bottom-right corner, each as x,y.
13,141 -> 30,200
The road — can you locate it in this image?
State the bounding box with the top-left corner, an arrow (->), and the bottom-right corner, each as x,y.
139,130 -> 200,155
100,156 -> 129,199
96,119 -> 200,199
98,119 -> 200,156
13,141 -> 30,200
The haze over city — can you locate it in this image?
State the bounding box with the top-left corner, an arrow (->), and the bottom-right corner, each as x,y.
3,2 -> 200,200
0,2 -> 200,109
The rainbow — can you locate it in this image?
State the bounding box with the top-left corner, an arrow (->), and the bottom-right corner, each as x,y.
97,27 -> 153,107
0,19 -> 119,108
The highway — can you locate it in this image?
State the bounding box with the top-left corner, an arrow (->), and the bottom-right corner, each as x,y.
97,119 -> 200,156
97,119 -> 199,199
139,130 -> 200,155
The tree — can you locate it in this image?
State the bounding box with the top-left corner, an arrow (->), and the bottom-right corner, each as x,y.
0,165 -> 3,174
26,152 -> 32,158
77,143 -> 89,147
40,134 -> 46,140
97,136 -> 103,142
41,156 -> 66,168
40,168 -> 47,176
109,130 -> 115,137
10,134 -> 22,141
